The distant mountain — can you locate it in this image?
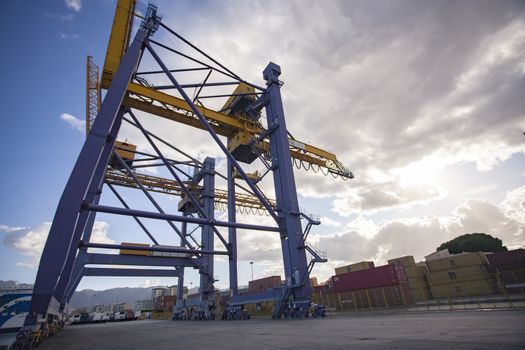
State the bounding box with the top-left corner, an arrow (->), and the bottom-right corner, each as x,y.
70,286 -> 154,309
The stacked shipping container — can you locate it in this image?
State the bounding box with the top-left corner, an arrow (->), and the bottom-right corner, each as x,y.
311,264 -> 414,310
334,261 -> 375,275
486,249 -> 525,294
424,251 -> 495,299
330,264 -> 407,292
248,276 -> 282,293
154,295 -> 177,312
388,256 -> 432,301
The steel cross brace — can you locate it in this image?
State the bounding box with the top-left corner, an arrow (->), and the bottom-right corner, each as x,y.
84,204 -> 280,232
84,268 -> 182,278
126,110 -> 229,250
144,43 -> 280,223
111,150 -> 193,249
62,250 -> 198,308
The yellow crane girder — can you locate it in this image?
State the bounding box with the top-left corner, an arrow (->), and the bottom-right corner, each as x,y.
104,169 -> 276,211
99,0 -> 352,179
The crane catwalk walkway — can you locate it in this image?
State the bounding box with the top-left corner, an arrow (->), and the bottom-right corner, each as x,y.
40,310 -> 525,349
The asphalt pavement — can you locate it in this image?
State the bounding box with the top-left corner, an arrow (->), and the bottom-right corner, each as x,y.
39,310 -> 525,349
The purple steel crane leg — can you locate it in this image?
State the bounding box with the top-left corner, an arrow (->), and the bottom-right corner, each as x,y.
24,29 -> 149,327
263,62 -> 311,303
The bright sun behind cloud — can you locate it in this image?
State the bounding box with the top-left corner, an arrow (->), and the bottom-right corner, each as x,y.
392,157 -> 442,188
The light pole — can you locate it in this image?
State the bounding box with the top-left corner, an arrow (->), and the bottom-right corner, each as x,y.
250,261 -> 254,281
91,293 -> 96,312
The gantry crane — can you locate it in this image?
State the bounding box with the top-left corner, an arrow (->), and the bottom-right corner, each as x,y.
21,0 -> 353,336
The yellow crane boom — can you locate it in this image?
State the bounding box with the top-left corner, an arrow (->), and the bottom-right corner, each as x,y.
99,0 -> 352,179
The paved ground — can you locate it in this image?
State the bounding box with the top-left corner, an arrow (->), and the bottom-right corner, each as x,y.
39,310 -> 525,349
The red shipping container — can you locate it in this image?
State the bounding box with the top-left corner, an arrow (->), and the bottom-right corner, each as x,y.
331,264 -> 406,293
248,276 -> 281,292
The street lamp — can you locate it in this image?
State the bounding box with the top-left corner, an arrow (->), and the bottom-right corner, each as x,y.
250,261 -> 254,281
91,293 -> 96,312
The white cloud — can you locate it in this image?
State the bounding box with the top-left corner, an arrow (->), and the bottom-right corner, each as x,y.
89,222 -> 115,245
501,185 -> 525,223
344,216 -> 379,239
2,221 -> 113,268
43,11 -> 75,21
311,190 -> 525,283
60,113 -> 85,132
332,179 -> 445,216
65,0 -> 81,12
215,187 -> 522,283
320,216 -> 342,228
58,33 -> 80,40
0,225 -> 29,233
140,278 -> 161,288
2,222 -> 51,268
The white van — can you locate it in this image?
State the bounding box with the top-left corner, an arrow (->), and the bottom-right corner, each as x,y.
71,314 -> 80,324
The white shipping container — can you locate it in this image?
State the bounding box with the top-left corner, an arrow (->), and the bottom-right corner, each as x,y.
149,245 -> 192,258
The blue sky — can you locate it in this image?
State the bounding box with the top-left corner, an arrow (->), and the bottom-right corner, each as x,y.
0,0 -> 524,291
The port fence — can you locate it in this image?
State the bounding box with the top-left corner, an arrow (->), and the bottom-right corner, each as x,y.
312,290 -> 525,314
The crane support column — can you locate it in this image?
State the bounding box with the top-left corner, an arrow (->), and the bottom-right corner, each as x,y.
263,62 -> 311,303
199,157 -> 216,312
227,160 -> 238,297
176,218 -> 187,309
24,28 -> 149,328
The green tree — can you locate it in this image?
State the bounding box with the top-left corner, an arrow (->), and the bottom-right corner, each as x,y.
437,233 -> 507,254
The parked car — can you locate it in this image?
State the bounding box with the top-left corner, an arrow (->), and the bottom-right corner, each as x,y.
71,314 -> 80,324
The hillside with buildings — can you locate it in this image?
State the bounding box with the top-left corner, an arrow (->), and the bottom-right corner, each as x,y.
69,287 -> 155,310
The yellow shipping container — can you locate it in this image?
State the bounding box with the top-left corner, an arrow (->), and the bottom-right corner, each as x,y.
426,252 -> 489,273
119,242 -> 150,256
388,255 -> 416,268
114,141 -> 136,161
404,266 -> 426,278
335,261 -> 375,275
426,265 -> 495,299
